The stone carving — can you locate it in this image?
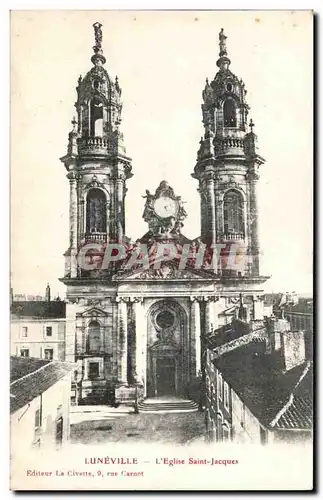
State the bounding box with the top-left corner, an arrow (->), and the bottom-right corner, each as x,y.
84,175 -> 107,192
142,181 -> 187,239
121,265 -> 212,281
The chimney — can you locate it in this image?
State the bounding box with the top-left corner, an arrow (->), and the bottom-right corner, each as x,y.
45,283 -> 51,302
281,330 -> 306,371
265,316 -> 290,353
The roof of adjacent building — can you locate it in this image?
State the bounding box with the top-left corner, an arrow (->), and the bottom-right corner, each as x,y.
205,318 -> 265,350
273,366 -> 313,430
213,343 -> 313,430
10,300 -> 66,319
10,356 -> 74,414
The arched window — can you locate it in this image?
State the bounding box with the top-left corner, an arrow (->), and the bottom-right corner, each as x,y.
88,320 -> 101,353
90,97 -> 104,136
223,190 -> 244,235
223,99 -> 237,127
86,188 -> 107,233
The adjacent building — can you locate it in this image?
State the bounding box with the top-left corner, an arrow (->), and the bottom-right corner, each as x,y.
205,316 -> 313,444
10,291 -> 66,361
10,356 -> 74,451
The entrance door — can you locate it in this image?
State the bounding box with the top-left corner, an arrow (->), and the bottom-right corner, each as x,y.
156,358 -> 176,396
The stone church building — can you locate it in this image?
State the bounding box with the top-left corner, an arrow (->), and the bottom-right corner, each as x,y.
60,23 -> 269,404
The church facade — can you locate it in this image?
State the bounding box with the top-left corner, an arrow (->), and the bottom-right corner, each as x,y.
60,23 -> 269,404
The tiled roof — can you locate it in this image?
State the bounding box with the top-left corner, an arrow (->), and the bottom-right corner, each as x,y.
273,365 -> 313,430
11,301 -> 66,319
10,356 -> 74,414
213,344 -> 313,429
10,357 -> 50,382
205,319 -> 251,349
274,396 -> 312,430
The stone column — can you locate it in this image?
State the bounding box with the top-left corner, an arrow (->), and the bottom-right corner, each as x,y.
206,173 -> 216,247
115,176 -> 124,243
134,298 -> 146,389
212,297 -> 219,331
67,172 -> 78,277
117,298 -> 128,384
77,177 -> 84,242
248,170 -> 260,275
205,298 -> 214,335
190,298 -> 201,377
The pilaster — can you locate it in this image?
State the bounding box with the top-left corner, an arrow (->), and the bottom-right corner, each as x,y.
116,297 -> 128,384
190,297 -> 201,377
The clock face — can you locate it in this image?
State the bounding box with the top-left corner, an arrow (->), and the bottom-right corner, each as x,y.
153,196 -> 178,218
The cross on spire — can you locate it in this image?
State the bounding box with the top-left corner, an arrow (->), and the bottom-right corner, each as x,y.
249,119 -> 255,132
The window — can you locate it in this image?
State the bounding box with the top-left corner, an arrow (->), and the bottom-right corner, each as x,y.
86,189 -> 107,234
44,349 -> 54,361
34,409 -> 41,429
55,417 -> 64,448
223,422 -> 230,442
45,326 -> 52,337
156,310 -> 175,329
240,403 -> 245,427
223,99 -> 237,127
223,189 -> 244,235
88,321 -> 101,353
217,373 -> 223,400
88,362 -> 100,380
90,97 -> 104,137
217,414 -> 223,441
260,427 -> 267,445
21,326 -> 28,338
20,349 -> 29,358
224,382 -> 230,409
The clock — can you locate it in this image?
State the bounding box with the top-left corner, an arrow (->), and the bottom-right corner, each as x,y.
153,196 -> 179,218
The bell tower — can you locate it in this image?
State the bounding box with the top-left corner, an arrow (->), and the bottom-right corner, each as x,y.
192,29 -> 265,277
60,22 -> 132,279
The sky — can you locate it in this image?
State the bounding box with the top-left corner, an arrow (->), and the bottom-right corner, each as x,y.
10,10 -> 313,298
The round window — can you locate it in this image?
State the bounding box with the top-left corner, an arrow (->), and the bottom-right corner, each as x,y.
156,310 -> 175,329
226,82 -> 233,92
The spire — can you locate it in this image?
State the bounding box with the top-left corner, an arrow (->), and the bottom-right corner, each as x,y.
216,28 -> 231,71
45,283 -> 51,302
91,22 -> 106,66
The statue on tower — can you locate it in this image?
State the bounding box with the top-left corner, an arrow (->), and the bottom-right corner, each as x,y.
219,28 -> 228,57
93,22 -> 103,49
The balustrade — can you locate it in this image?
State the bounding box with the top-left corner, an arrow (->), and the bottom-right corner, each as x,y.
78,136 -> 111,154
84,232 -> 107,243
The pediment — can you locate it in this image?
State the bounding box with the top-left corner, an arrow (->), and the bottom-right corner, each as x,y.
112,263 -> 216,281
79,306 -> 109,317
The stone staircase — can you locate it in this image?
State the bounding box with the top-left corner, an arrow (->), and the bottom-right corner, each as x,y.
138,397 -> 199,413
